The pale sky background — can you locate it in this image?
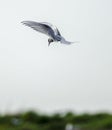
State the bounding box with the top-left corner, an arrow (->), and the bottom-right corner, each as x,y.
0,0 -> 112,114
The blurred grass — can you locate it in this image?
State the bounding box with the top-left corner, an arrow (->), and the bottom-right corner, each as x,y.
0,111 -> 112,130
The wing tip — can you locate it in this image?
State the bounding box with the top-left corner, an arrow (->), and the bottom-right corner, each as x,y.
21,21 -> 28,25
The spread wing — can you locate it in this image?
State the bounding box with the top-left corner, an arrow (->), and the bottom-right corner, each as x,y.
41,22 -> 61,36
21,21 -> 61,38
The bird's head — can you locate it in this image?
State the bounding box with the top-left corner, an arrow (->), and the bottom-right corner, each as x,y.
48,38 -> 54,46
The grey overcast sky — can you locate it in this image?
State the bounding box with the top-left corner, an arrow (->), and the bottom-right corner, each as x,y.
0,0 -> 112,114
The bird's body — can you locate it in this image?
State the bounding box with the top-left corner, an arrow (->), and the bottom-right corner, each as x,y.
21,21 -> 74,46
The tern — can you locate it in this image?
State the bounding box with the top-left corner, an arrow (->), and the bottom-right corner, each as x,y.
21,21 -> 74,46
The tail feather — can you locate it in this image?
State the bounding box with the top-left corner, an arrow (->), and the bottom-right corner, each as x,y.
60,37 -> 79,45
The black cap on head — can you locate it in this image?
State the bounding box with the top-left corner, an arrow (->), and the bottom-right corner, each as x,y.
48,38 -> 54,46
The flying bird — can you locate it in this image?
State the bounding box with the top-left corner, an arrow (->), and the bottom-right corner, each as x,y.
21,21 -> 74,46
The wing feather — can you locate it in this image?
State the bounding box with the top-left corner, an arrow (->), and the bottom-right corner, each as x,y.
41,22 -> 61,36
21,21 -> 51,36
21,21 -> 61,38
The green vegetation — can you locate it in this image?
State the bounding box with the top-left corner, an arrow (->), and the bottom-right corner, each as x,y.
0,111 -> 112,130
